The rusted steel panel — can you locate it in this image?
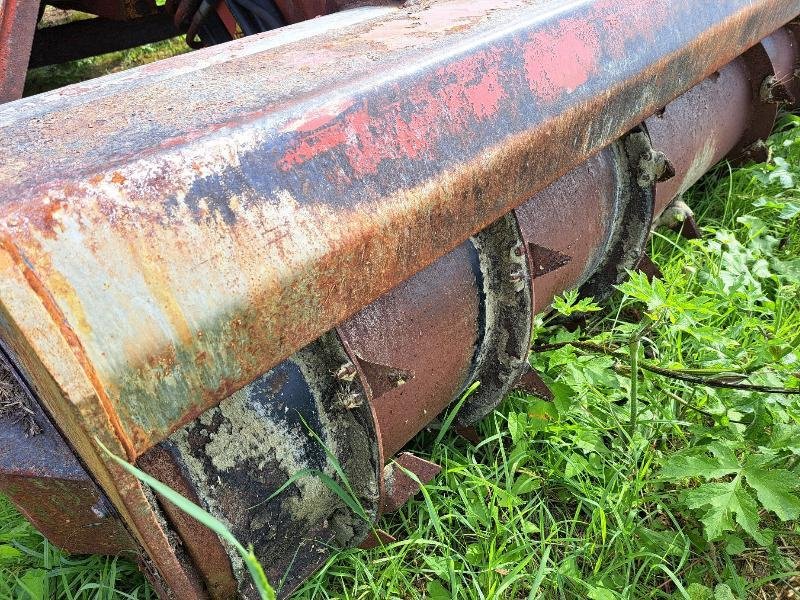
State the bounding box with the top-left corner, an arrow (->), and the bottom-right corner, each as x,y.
0,0 -> 39,102
338,242 -> 480,458
514,147 -> 620,314
0,351 -> 137,556
761,26 -> 800,107
380,452 -> 441,514
137,446 -> 237,600
1,2 -> 799,589
140,332 -> 381,599
0,261 -> 207,600
646,60 -> 752,216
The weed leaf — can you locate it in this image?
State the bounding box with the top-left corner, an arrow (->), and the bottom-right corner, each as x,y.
683,479 -> 761,542
741,456 -> 800,520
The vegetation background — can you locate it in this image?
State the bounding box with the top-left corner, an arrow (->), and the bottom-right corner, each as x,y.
2,20 -> 800,600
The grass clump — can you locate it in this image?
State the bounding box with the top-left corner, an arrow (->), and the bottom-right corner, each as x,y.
1,117 -> 799,599
0,495 -> 152,599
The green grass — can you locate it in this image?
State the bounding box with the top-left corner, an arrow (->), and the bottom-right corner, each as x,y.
3,68 -> 800,599
0,495 -> 152,599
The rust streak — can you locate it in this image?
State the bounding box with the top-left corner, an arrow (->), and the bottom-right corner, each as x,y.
0,235 -> 136,458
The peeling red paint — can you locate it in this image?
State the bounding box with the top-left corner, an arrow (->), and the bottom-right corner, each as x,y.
525,19 -> 601,102
463,69 -> 504,119
279,48 -> 506,175
280,121 -> 348,168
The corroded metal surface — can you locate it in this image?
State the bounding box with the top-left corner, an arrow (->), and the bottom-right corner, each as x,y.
0,255 -> 208,600
339,213 -> 533,451
0,0 -> 39,102
648,25 -> 800,216
514,147 -> 620,313
456,214 -> 532,425
0,350 -> 136,556
137,446 -> 237,600
577,132 -> 657,301
646,60 -> 752,216
380,452 -> 441,514
142,333 -> 381,599
338,242 -> 480,458
762,26 -> 800,108
728,42 -> 785,164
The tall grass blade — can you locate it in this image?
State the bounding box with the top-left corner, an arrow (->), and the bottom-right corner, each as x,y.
96,438 -> 276,600
435,381 -> 480,446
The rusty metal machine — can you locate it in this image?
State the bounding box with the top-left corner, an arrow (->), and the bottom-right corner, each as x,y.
2,0 -> 800,598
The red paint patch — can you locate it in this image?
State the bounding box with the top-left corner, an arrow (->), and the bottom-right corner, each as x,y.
591,0 -> 670,59
464,69 -> 505,119
278,48 -> 507,176
524,19 -> 601,103
280,122 -> 348,168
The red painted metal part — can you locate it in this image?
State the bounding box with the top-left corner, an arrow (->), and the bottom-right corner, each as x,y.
762,26 -> 800,103
514,147 -> 620,314
380,452 -> 441,514
648,25 -> 800,216
131,30 -> 800,595
358,528 -> 396,550
729,42 -> 785,164
646,59 -> 752,216
0,0 -> 39,102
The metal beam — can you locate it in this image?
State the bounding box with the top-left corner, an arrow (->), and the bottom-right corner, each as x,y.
28,15 -> 178,69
